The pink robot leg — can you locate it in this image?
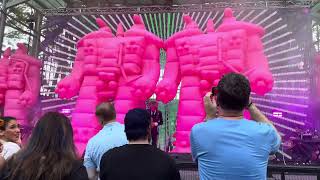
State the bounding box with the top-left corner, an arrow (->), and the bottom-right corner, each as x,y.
114,84 -> 146,124
72,76 -> 101,155
174,76 -> 205,153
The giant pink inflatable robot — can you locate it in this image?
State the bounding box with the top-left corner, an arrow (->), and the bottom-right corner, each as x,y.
0,43 -> 41,129
156,8 -> 273,152
55,15 -> 162,154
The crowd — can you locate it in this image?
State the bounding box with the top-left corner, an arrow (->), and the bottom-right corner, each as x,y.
0,73 -> 280,180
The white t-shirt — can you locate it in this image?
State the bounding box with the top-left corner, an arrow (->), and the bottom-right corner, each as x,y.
1,142 -> 20,160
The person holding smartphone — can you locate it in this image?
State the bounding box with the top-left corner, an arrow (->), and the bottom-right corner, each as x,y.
190,73 -> 281,180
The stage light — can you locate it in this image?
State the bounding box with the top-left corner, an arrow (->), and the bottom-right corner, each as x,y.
236,11 -> 244,19
52,48 -> 76,58
42,102 -> 77,111
108,15 -> 118,29
265,39 -> 295,52
64,29 -> 81,39
241,10 -> 255,21
273,122 -> 297,132
60,108 -> 72,114
214,12 -> 224,26
272,71 -> 307,77
146,14 -> 156,34
49,56 -> 73,64
269,54 -> 301,64
72,16 -> 93,32
272,87 -> 308,92
264,18 -> 282,30
67,22 -> 87,35
158,13 -> 164,39
170,13 -> 175,35
267,46 -> 299,58
274,80 -> 308,84
55,41 -> 77,52
99,15 -> 117,32
252,97 -> 308,108
264,32 -> 292,46
256,104 -> 307,117
145,14 -> 153,33
198,12 -> 207,30
257,11 -> 277,26
298,61 -> 304,70
270,62 -> 303,71
82,15 -> 99,30
121,14 -> 131,29
153,14 -> 160,38
249,9 -> 267,23
273,111 -> 283,117
175,13 -> 181,33
263,24 -> 288,39
256,92 -> 308,99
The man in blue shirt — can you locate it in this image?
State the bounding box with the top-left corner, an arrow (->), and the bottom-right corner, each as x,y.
84,102 -> 128,180
191,73 -> 281,180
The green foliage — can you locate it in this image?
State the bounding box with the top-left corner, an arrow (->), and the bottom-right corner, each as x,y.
158,99 -> 178,150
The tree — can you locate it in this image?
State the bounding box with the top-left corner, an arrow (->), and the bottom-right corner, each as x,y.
0,2 -> 34,50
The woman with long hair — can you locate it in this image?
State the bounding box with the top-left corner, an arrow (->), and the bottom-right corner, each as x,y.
0,116 -> 21,160
0,112 -> 89,180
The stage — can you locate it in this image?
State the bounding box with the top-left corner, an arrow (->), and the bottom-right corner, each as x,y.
170,153 -> 320,180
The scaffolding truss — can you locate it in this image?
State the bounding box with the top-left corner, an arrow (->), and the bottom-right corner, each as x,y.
41,1 -> 314,16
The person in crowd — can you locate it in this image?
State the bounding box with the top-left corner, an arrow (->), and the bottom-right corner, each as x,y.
191,73 -> 281,180
0,116 -> 21,160
0,112 -> 89,180
147,100 -> 163,147
0,141 -> 5,169
99,108 -> 181,180
84,102 -> 128,180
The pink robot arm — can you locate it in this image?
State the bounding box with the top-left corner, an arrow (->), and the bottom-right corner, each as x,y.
55,42 -> 85,99
131,43 -> 162,100
245,34 -> 273,95
155,46 -> 181,104
12,43 -> 42,107
125,15 -> 163,100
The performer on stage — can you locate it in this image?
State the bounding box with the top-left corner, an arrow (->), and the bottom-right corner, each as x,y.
148,101 -> 163,147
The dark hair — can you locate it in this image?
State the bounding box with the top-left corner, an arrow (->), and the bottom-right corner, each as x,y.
0,117 -> 17,131
3,112 -> 78,180
95,102 -> 116,124
217,73 -> 251,111
124,108 -> 151,141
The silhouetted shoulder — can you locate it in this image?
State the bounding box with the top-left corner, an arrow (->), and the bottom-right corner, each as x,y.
67,160 -> 89,180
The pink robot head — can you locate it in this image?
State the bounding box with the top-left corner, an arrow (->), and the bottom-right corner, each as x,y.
77,18 -> 114,48
10,43 -> 42,69
217,8 -> 273,96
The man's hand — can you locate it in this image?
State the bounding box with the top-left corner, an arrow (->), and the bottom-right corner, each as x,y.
203,92 -> 217,121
